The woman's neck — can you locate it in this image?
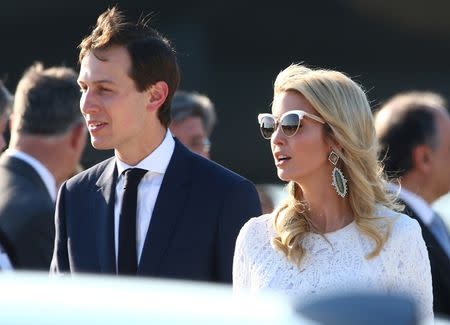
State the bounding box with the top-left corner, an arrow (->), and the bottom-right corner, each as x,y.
298,181 -> 354,233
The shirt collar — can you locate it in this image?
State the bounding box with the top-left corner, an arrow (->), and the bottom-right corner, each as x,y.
5,149 -> 57,202
389,182 -> 435,225
115,129 -> 175,176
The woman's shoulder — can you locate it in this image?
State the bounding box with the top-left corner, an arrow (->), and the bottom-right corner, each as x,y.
240,213 -> 274,233
237,213 -> 274,242
375,205 -> 422,239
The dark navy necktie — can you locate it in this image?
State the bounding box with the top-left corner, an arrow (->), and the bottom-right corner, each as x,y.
118,168 -> 147,275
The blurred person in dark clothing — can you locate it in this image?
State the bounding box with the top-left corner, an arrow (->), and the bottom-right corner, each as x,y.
0,63 -> 87,270
0,81 -> 12,151
374,91 -> 450,317
0,81 -> 13,269
169,90 -> 216,159
51,7 -> 261,283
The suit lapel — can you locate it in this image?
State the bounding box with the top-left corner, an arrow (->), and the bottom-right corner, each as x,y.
138,140 -> 192,276
399,199 -> 450,268
94,158 -> 118,274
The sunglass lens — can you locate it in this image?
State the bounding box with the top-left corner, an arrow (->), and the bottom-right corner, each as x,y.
281,113 -> 300,137
260,116 -> 275,139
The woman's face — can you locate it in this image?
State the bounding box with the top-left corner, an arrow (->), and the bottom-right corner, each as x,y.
271,90 -> 330,184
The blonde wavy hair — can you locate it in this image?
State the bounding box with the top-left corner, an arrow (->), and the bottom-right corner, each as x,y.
271,64 -> 399,265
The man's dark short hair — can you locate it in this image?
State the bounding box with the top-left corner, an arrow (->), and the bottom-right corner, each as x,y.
13,62 -> 83,135
375,91 -> 446,179
79,6 -> 180,128
171,90 -> 217,136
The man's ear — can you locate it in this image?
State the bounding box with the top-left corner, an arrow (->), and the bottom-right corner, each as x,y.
147,81 -> 169,112
411,144 -> 433,174
69,123 -> 87,151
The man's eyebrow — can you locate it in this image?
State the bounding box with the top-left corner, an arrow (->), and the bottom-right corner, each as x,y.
77,79 -> 115,85
93,79 -> 115,85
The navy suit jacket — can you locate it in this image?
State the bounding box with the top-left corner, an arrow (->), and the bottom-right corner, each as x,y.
400,200 -> 450,317
51,139 -> 262,283
0,155 -> 55,270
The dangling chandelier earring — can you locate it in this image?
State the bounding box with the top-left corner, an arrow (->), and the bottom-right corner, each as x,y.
328,151 -> 348,198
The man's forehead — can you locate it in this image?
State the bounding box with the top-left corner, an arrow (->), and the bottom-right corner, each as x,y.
78,50 -> 128,83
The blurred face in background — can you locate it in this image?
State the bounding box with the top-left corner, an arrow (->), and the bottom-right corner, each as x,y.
170,116 -> 210,158
0,111 -> 8,150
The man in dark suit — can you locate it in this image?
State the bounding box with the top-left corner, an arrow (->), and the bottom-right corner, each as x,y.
50,7 -> 261,283
374,91 -> 450,317
0,81 -> 13,270
0,63 -> 87,270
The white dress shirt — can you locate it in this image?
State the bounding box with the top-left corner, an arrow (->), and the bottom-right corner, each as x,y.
114,130 -> 175,268
0,149 -> 57,271
389,183 -> 434,225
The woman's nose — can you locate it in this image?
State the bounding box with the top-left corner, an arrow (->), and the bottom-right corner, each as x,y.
271,123 -> 285,146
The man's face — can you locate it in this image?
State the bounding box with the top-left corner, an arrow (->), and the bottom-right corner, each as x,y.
170,116 -> 210,158
78,46 -> 153,157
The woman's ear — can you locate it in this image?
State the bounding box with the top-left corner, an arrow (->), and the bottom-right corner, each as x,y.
147,81 -> 169,112
326,134 -> 343,154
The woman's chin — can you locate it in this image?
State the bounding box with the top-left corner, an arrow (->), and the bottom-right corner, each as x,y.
277,171 -> 291,182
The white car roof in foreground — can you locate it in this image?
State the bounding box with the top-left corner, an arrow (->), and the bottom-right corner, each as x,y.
0,272 -> 312,325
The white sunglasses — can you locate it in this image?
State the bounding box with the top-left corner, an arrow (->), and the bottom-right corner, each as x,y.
257,110 -> 325,139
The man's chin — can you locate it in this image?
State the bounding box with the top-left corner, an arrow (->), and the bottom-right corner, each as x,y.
90,139 -> 113,151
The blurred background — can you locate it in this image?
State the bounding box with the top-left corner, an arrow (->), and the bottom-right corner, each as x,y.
1,0 -> 450,216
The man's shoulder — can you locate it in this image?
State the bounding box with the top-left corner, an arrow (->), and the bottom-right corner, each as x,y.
188,152 -> 250,186
0,154 -> 39,184
0,162 -> 23,187
65,157 -> 115,188
0,185 -> 52,217
0,157 -> 51,209
0,172 -> 53,222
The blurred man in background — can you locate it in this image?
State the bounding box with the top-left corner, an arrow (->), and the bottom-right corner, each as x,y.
0,63 -> 86,270
169,91 -> 277,213
374,91 -> 450,317
0,81 -> 12,151
0,81 -> 13,269
169,90 -> 216,159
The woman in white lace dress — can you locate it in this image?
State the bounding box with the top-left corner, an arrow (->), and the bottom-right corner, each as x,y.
233,64 -> 433,319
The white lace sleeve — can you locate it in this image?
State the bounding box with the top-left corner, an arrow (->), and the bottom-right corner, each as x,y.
232,218 -> 255,290
387,215 -> 434,320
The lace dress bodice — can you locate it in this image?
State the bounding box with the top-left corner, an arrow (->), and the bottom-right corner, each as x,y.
233,207 -> 433,320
